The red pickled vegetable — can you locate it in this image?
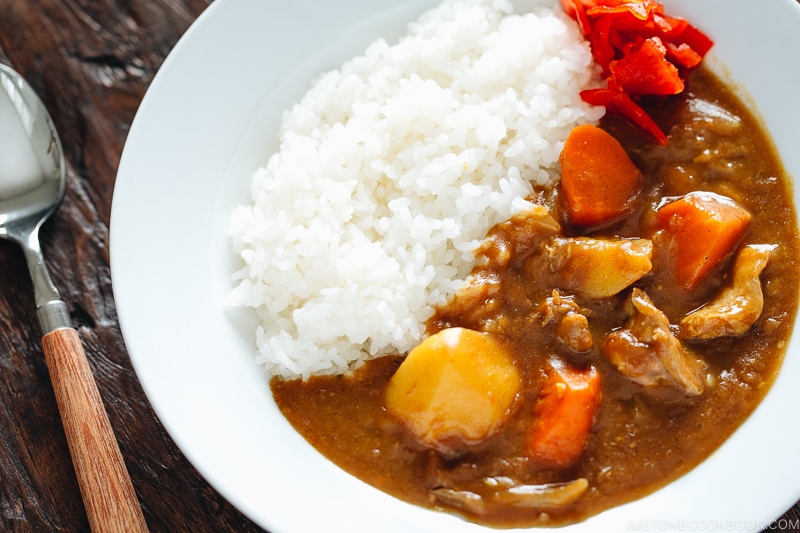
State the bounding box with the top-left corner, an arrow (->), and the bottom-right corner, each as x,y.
561,0 -> 595,34
586,0 -> 660,21
562,0 -> 714,144
665,42 -> 702,70
580,87 -> 667,144
670,20 -> 714,58
609,37 -> 683,96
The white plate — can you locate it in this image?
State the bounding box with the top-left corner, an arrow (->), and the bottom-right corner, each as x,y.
110,0 -> 800,531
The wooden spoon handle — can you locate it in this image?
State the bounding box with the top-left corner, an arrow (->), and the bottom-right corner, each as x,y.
42,328 -> 149,533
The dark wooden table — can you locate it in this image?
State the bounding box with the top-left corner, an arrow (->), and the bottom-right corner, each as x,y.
0,1 -> 264,531
0,1 -> 798,532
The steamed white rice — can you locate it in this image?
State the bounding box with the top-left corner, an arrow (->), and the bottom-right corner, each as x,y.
229,0 -> 604,380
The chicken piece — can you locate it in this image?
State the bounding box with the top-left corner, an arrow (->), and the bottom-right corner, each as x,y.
602,288 -> 704,396
536,290 -> 593,352
442,273 -> 501,329
680,244 -> 773,339
558,314 -> 593,353
545,237 -> 653,298
475,204 -> 562,268
499,478 -> 589,509
431,477 -> 588,514
431,488 -> 486,515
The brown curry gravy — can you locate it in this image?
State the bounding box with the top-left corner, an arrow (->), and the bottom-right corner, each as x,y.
271,66 -> 800,527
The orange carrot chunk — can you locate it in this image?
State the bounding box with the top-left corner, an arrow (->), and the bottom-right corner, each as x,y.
527,359 -> 601,469
559,124 -> 643,227
654,191 -> 751,290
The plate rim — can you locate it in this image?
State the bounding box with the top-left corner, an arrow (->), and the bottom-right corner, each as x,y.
110,0 -> 800,531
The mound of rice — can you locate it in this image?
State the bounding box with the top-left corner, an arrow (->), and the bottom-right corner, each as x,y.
229,0 -> 604,380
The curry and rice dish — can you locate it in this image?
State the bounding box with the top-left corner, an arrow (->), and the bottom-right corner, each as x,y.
273,67 -> 800,526
230,0 -> 800,528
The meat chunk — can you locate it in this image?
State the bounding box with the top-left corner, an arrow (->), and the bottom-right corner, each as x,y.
680,244 -> 773,339
431,477 -> 589,514
443,273 -> 502,330
535,290 -> 593,352
602,288 -> 704,396
558,314 -> 593,353
498,478 -> 589,509
544,237 -> 653,298
475,204 -> 561,268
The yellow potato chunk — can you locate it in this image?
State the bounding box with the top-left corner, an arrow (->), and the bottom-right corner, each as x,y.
546,237 -> 653,298
386,327 -> 520,452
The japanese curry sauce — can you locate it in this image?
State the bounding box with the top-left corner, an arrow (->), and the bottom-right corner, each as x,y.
271,67 -> 800,527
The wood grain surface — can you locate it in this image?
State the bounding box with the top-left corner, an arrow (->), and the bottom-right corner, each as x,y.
0,1 -> 797,532
0,1 -> 263,531
41,328 -> 148,533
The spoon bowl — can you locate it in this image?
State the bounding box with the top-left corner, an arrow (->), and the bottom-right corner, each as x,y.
0,63 -> 67,328
0,63 -> 148,533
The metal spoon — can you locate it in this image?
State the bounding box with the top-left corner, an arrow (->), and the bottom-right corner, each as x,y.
0,63 -> 148,533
